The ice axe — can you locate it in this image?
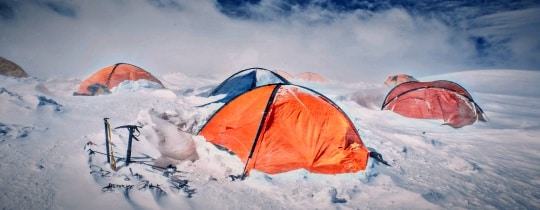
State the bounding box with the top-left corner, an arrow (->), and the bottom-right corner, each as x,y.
115,125 -> 142,167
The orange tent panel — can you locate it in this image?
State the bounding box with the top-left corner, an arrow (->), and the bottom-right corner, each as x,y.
200,86 -> 273,160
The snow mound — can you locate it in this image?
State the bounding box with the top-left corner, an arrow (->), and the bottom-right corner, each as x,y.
137,109 -> 199,168
110,79 -> 164,93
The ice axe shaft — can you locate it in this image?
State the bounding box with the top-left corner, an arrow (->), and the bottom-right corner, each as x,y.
104,118 -> 110,163
104,118 -> 117,170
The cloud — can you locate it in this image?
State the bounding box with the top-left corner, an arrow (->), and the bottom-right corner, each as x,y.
0,0 -> 538,83
468,7 -> 540,70
146,0 -> 183,11
0,2 -> 16,20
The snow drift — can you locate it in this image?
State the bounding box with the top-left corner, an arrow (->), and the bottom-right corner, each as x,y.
0,69 -> 539,209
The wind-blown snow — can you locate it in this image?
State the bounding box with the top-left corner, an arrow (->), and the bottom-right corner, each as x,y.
0,69 -> 539,209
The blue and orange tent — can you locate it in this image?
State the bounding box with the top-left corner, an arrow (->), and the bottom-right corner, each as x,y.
199,83 -> 370,176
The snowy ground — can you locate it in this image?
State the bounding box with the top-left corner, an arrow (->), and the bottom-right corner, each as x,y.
0,69 -> 539,210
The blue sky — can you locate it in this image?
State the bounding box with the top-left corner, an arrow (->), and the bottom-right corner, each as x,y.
1,0 -> 539,82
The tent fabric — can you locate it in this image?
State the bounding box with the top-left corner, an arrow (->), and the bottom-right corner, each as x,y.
381,80 -> 486,128
207,67 -> 291,104
74,63 -> 164,96
296,72 -> 327,82
199,84 -> 369,175
384,74 -> 418,87
0,57 -> 29,78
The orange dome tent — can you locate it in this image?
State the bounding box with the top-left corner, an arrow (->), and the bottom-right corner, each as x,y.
296,72 -> 327,82
199,84 -> 370,176
74,63 -> 164,96
381,80 -> 486,128
384,74 -> 418,87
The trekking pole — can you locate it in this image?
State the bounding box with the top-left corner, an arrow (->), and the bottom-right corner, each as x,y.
104,118 -> 117,171
115,125 -> 142,167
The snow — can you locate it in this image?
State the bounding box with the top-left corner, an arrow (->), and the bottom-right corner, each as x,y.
1,69 -> 539,209
111,80 -> 165,94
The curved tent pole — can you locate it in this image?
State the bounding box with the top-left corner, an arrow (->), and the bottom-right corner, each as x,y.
105,63 -> 122,89
241,84 -> 281,179
380,81 -> 419,110
199,83 -> 367,141
381,80 -> 485,114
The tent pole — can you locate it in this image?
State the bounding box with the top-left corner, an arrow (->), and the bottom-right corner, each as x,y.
241,85 -> 281,179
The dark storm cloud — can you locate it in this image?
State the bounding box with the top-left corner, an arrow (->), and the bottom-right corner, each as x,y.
42,1 -> 77,18
0,1 -> 16,20
215,0 -> 539,22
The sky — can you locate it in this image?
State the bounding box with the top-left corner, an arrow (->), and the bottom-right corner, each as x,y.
1,0 -> 539,82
